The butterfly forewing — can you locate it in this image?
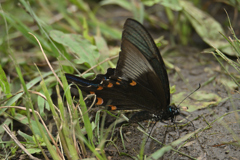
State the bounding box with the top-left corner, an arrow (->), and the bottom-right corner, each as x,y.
116,18 -> 170,106
115,40 -> 167,110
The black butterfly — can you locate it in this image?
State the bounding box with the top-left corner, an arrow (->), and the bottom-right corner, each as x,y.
65,18 -> 180,123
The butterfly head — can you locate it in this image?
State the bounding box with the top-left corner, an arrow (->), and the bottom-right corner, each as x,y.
162,104 -> 180,122
168,104 -> 180,115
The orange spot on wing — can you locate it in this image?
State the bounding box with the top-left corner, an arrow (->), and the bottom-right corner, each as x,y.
117,79 -> 122,81
90,91 -> 95,94
97,86 -> 103,90
107,82 -> 113,88
116,82 -> 120,85
96,97 -> 103,105
109,105 -> 117,111
130,80 -> 137,86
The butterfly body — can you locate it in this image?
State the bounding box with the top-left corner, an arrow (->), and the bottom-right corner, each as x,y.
66,18 -> 180,123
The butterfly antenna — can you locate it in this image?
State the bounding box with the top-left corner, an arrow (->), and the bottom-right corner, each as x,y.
177,83 -> 201,108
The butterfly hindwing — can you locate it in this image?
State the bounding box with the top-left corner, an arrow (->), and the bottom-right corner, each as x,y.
66,71 -> 162,113
65,68 -> 115,87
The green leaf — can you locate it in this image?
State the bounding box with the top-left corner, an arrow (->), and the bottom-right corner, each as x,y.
180,1 -> 234,56
4,70 -> 56,107
98,22 -> 122,39
37,90 -> 50,117
172,91 -> 222,112
217,77 -> 238,91
26,148 -> 42,154
142,0 -> 182,11
94,36 -> 110,72
0,118 -> 12,135
14,113 -> 49,139
0,65 -> 12,99
100,0 -> 132,11
82,17 -> 94,43
170,85 -> 176,94
18,130 -> 34,143
0,12 -> 51,52
50,30 -> 100,69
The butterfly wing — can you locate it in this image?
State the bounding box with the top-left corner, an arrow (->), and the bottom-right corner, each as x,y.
66,18 -> 170,114
115,18 -> 170,110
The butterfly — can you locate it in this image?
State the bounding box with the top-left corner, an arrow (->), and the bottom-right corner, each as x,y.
65,18 -> 180,123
